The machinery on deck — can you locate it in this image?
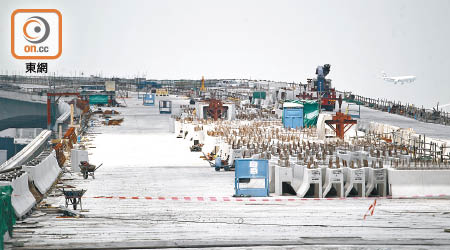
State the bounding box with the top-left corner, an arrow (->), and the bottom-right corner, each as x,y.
299,64 -> 337,111
190,140 -> 203,152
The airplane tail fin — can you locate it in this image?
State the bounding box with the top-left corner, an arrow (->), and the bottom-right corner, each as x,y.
381,71 -> 387,78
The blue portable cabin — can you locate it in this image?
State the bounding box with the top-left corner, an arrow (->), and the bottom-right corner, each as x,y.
282,102 -> 304,129
159,100 -> 172,114
235,159 -> 269,197
143,93 -> 156,106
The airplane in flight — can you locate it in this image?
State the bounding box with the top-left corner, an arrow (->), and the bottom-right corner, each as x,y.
380,71 -> 416,84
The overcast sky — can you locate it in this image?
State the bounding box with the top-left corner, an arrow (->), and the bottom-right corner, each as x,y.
1,0 -> 449,109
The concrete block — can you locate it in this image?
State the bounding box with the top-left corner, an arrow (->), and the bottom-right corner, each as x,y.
343,167 -> 365,197
0,173 -> 36,218
11,173 -> 36,218
274,166 -> 293,196
291,164 -> 305,191
388,169 -> 450,197
296,167 -> 322,198
268,161 -> 277,193
337,151 -> 351,166
24,152 -> 61,195
365,168 -> 387,197
322,168 -> 344,198
71,149 -> 88,172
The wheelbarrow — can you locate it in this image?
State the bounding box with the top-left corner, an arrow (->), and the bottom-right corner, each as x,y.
190,144 -> 203,152
61,188 -> 86,210
79,161 -> 103,179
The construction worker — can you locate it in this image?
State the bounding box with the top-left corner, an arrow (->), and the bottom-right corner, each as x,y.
215,155 -> 222,168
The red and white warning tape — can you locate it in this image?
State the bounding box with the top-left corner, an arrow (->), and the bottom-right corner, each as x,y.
77,194 -> 448,202
363,199 -> 377,220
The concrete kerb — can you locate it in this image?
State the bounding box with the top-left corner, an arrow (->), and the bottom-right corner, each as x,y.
365,167 -> 387,197
274,165 -> 293,196
23,152 -> 61,195
322,167 -> 344,198
71,149 -> 88,173
388,168 -> 450,197
296,167 -> 322,198
343,167 -> 366,197
10,173 -> 36,218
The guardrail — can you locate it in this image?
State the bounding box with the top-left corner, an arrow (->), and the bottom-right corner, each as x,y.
0,130 -> 51,171
342,92 -> 450,126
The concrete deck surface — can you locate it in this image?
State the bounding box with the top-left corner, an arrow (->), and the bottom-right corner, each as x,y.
10,95 -> 450,249
355,104 -> 450,141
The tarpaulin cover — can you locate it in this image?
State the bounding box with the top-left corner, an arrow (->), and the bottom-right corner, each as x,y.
0,185 -> 16,247
89,95 -> 109,105
283,100 -> 319,127
252,91 -> 266,100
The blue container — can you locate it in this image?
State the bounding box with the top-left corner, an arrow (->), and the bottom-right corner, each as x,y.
283,107 -> 303,129
235,159 -> 269,197
143,93 -> 155,106
159,100 -> 172,114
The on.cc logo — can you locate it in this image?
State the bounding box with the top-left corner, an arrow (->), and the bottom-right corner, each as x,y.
11,9 -> 62,60
23,16 -> 50,44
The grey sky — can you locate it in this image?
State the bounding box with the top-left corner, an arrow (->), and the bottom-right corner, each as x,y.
1,0 -> 449,109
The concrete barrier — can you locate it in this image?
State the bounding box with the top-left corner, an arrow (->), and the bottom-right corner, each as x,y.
352,151 -> 369,163
388,169 -> 450,197
322,168 -> 344,198
24,152 -> 61,195
0,130 -> 51,171
229,149 -> 242,167
274,166 -> 293,196
291,164 -> 304,192
296,168 -> 322,198
337,151 -> 352,166
9,173 -> 36,218
71,149 -> 89,172
343,167 -> 365,197
268,158 -> 278,193
365,168 -> 387,197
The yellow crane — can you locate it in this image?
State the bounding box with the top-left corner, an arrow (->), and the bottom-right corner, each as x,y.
200,76 -> 206,91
